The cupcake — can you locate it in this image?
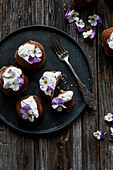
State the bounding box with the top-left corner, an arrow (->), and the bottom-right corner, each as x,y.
14,40 -> 45,70
39,71 -> 62,99
0,66 -> 28,96
102,27 -> 113,57
52,90 -> 74,112
16,95 -> 43,122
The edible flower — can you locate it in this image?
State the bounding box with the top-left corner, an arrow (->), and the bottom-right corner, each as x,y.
65,9 -> 79,23
75,18 -> 85,32
9,77 -> 24,91
28,46 -> 42,63
110,127 -> 113,136
93,130 -> 105,140
52,97 -> 66,112
19,105 -> 35,122
82,29 -> 95,39
39,76 -> 55,96
104,113 -> 113,122
28,55 -> 41,63
88,14 -> 102,26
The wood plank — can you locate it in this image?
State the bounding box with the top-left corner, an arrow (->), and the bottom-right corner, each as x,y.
97,0 -> 113,170
0,1 -> 34,170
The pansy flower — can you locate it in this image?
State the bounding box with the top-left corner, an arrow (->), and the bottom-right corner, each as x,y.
65,9 -> 79,23
104,113 -> 113,122
75,18 -> 85,32
52,97 -> 66,112
93,130 -> 105,140
88,14 -> 102,26
39,76 -> 55,96
20,105 -> 35,122
83,29 -> 95,39
9,77 -> 24,91
28,46 -> 42,64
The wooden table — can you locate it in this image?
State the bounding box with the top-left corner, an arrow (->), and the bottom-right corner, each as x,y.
0,0 -> 113,169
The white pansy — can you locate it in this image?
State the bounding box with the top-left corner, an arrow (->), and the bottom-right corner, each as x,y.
68,10 -> 79,23
75,18 -> 85,28
104,113 -> 113,122
93,130 -> 101,140
110,127 -> 113,136
88,14 -> 99,26
82,29 -> 92,38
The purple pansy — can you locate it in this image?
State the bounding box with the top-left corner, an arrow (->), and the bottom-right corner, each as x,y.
47,84 -> 55,92
97,15 -> 102,26
90,30 -> 95,39
28,55 -> 41,63
17,77 -> 24,86
65,9 -> 72,20
93,130 -> 105,140
52,97 -> 65,105
109,136 -> 113,142
77,26 -> 84,33
19,105 -> 31,114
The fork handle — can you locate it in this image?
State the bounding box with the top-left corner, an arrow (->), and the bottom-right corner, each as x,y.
65,60 -> 96,110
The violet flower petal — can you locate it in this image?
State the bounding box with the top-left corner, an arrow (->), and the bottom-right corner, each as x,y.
52,97 -> 65,105
77,26 -> 84,33
100,132 -> 105,139
19,105 -> 31,114
65,9 -> 71,20
97,16 -> 102,26
28,56 -> 41,63
90,30 -> 95,39
109,136 -> 113,142
17,77 -> 24,86
47,85 -> 55,92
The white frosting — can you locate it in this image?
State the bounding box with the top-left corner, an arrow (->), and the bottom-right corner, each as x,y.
2,67 -> 22,91
58,91 -> 73,102
39,71 -> 62,96
18,43 -> 42,64
107,32 -> 113,50
21,96 -> 39,122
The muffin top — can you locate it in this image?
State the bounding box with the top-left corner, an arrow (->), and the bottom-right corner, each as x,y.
2,66 -> 24,91
18,42 -> 42,64
107,32 -> 113,50
52,90 -> 74,112
39,71 -> 62,96
19,96 -> 39,122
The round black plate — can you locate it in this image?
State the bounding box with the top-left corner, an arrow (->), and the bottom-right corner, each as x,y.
0,25 -> 90,134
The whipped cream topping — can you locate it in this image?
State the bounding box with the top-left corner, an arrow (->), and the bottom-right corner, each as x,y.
18,43 -> 42,64
107,32 -> 113,50
2,67 -> 23,91
39,71 -> 62,96
20,96 -> 39,122
52,91 -> 73,112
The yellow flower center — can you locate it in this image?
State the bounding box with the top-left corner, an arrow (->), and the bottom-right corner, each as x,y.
72,14 -> 75,18
43,80 -> 48,85
91,18 -> 95,21
12,82 -> 15,86
34,49 -> 36,53
96,132 -> 99,136
86,33 -> 89,37
108,117 -> 110,120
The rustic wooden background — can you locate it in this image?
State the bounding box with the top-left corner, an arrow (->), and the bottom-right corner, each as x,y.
0,0 -> 113,169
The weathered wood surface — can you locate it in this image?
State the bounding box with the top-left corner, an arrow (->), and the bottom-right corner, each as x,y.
0,0 -> 113,169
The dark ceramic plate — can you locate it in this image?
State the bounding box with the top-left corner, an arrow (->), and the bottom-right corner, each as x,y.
0,25 -> 90,134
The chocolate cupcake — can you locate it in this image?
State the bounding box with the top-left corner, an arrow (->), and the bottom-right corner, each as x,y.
0,65 -> 28,96
16,95 -> 43,122
14,40 -> 45,70
102,27 -> 113,57
39,71 -> 62,99
52,90 -> 74,112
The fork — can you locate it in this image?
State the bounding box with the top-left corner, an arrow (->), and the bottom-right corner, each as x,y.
50,34 -> 96,110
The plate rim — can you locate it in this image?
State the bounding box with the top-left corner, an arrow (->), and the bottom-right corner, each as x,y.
0,25 -> 91,134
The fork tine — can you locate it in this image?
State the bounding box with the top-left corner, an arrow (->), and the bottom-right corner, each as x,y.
53,34 -> 64,54
50,36 -> 62,56
54,34 -> 67,53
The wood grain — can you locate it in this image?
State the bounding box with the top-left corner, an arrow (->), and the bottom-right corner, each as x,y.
0,0 -> 113,170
